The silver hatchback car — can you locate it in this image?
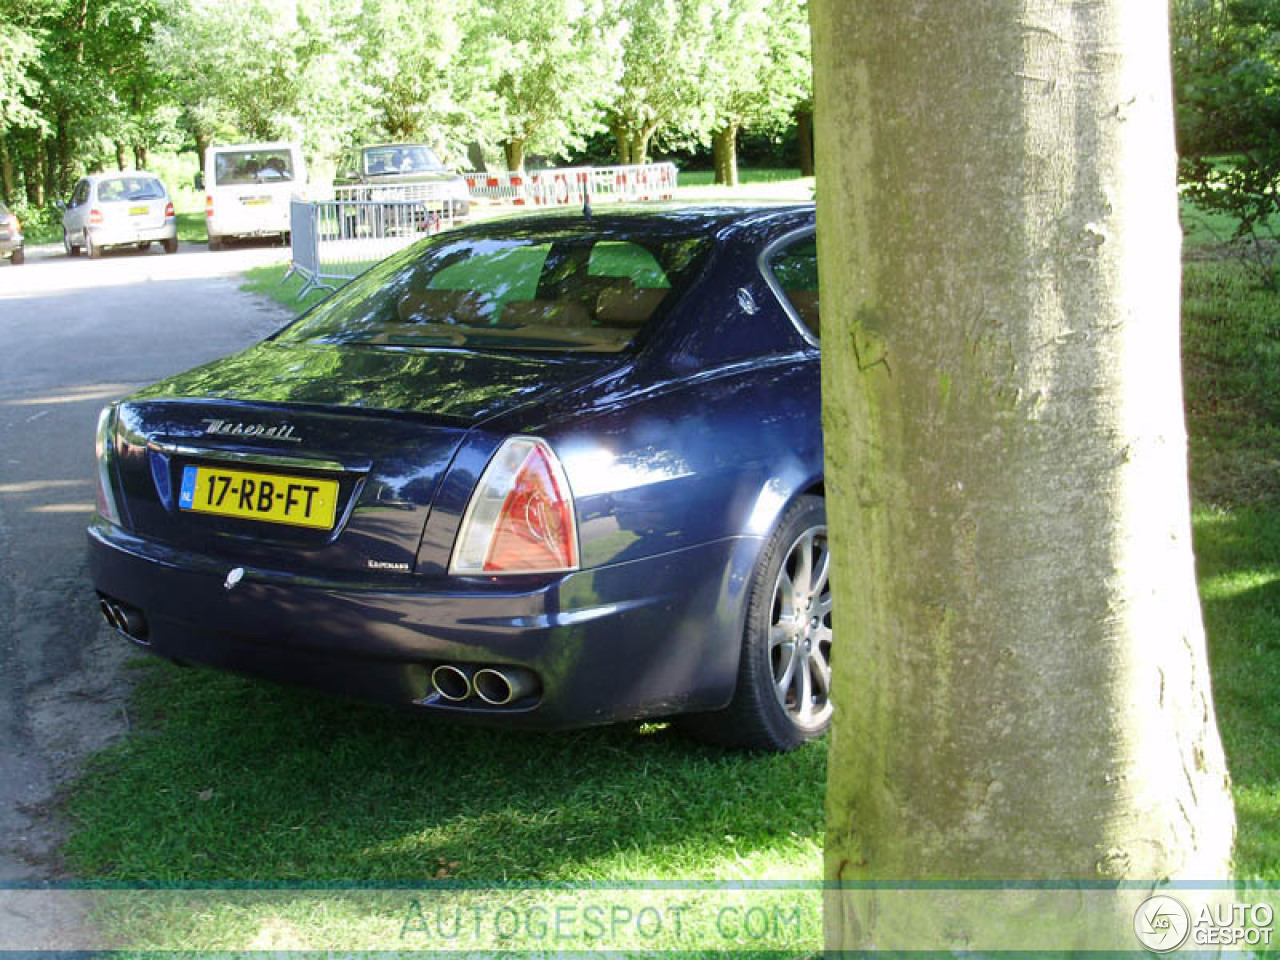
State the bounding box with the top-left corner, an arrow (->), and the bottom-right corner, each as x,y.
0,203 -> 23,265
62,172 -> 178,259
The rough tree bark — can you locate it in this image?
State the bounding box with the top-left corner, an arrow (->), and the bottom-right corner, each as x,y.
813,0 -> 1235,949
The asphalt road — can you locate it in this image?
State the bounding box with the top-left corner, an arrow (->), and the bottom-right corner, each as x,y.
0,240 -> 293,881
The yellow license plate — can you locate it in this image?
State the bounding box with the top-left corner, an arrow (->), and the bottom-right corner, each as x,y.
242,196 -> 271,206
129,205 -> 149,216
178,465 -> 338,530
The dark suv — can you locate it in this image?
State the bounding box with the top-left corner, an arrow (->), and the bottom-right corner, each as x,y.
334,144 -> 470,218
0,203 -> 24,265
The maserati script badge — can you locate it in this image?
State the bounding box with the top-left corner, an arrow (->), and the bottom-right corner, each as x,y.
201,418 -> 302,443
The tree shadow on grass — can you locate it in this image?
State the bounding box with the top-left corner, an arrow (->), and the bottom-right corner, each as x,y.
63,657 -> 825,883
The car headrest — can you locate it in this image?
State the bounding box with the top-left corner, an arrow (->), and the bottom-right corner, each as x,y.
500,299 -> 592,329
397,288 -> 495,325
594,278 -> 667,327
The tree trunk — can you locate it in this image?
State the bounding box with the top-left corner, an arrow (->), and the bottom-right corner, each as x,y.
134,144 -> 149,170
194,131 -> 211,167
115,142 -> 128,171
612,126 -> 633,166
503,139 -> 526,172
43,139 -> 57,206
795,104 -> 814,177
712,123 -> 739,186
0,138 -> 14,204
813,0 -> 1234,950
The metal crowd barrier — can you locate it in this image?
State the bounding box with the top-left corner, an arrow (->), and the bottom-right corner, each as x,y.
286,196 -> 455,298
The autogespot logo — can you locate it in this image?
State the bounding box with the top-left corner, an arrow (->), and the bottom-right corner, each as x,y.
1134,895 -> 1192,953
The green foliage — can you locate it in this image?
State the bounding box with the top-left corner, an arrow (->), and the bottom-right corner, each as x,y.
1,0 -> 816,201
1174,0 -> 1280,288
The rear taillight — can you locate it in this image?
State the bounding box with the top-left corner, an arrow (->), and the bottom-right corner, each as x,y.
205,194 -> 213,218
88,208 -> 102,226
164,202 -> 174,218
94,405 -> 122,526
450,437 -> 579,576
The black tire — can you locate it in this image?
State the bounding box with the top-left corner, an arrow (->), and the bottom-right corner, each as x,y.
163,237 -> 178,254
682,495 -> 832,751
87,234 -> 101,260
63,230 -> 79,257
10,247 -> 23,266
208,236 -> 222,251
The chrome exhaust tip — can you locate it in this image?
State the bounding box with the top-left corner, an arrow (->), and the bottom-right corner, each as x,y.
99,595 -> 148,641
473,667 -> 538,706
116,604 -> 146,639
99,598 -> 121,630
430,664 -> 472,702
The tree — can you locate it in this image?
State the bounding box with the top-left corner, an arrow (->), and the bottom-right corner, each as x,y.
602,0 -> 714,165
466,0 -> 622,170
1172,0 -> 1280,287
812,0 -> 1235,949
703,0 -> 810,185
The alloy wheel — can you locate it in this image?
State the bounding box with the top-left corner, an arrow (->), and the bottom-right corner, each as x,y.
767,524 -> 832,726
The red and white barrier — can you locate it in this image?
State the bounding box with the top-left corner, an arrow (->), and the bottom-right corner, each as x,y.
463,163 -> 678,207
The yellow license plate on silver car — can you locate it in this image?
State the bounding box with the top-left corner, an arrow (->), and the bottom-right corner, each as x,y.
129,205 -> 149,216
178,465 -> 338,529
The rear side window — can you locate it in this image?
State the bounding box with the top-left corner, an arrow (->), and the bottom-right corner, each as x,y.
213,149 -> 295,185
765,233 -> 819,340
96,177 -> 166,203
279,228 -> 712,354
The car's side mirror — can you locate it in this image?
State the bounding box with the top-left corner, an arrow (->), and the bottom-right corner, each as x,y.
194,172 -> 205,191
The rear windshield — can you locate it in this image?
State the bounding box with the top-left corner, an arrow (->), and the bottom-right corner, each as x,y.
277,226 -> 711,354
213,149 -> 295,185
96,177 -> 165,202
364,146 -> 444,176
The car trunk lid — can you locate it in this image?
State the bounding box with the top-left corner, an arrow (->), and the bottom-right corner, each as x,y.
107,343 -> 608,578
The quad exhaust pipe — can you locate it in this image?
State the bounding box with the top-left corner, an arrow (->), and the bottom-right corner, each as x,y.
98,595 -> 148,642
429,663 -> 540,706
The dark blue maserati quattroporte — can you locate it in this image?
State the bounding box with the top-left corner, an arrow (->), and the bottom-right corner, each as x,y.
88,204 -> 829,751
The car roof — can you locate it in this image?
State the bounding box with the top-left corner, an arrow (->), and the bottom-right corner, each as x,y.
85,171 -> 164,182
445,202 -> 814,241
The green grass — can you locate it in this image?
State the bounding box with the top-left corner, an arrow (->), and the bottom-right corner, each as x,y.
1195,505 -> 1280,879
176,210 -> 207,244
677,168 -> 806,187
1181,215 -> 1280,880
242,263 -> 331,310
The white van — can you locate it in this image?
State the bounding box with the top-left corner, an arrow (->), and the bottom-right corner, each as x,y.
201,142 -> 306,249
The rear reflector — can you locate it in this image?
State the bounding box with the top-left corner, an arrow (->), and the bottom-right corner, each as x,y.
449,437 -> 579,576
88,209 -> 103,226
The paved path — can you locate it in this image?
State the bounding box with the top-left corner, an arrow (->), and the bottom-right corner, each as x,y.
0,240 -> 292,880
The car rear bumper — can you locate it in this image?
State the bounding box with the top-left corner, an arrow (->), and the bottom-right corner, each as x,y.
87,521 -> 761,728
90,222 -> 176,247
